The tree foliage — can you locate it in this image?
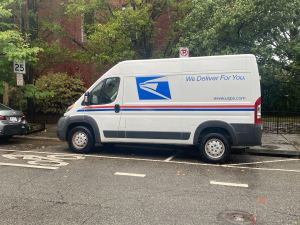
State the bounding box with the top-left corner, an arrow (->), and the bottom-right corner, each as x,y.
66,0 -> 174,67
34,72 -> 85,114
173,0 -> 300,111
0,0 -> 42,85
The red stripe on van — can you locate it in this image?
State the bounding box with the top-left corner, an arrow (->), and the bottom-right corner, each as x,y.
121,105 -> 254,109
83,105 -> 115,109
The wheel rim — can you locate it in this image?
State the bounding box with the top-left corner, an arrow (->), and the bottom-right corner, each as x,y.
204,138 -> 225,159
72,131 -> 88,150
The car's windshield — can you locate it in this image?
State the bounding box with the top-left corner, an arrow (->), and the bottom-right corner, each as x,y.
0,103 -> 11,110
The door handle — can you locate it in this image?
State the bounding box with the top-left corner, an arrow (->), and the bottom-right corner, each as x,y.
115,104 -> 120,113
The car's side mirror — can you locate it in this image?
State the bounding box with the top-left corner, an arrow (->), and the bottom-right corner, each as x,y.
83,92 -> 90,106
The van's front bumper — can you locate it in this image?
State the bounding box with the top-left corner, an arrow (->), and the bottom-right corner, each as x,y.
232,124 -> 262,146
57,116 -> 68,141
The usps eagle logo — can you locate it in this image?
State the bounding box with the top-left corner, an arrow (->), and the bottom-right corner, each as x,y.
136,76 -> 172,100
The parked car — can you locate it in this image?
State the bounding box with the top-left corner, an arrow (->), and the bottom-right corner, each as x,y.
0,103 -> 28,141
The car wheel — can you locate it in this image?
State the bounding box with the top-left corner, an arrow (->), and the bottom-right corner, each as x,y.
199,133 -> 230,164
0,135 -> 12,143
68,126 -> 94,153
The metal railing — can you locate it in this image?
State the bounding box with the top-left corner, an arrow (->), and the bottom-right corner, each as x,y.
262,112 -> 300,134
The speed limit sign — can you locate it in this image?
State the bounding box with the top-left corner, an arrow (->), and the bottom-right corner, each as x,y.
179,47 -> 189,58
14,60 -> 26,74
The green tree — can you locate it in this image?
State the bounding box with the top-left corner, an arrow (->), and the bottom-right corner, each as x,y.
172,0 -> 300,111
0,0 -> 42,83
66,0 -> 174,68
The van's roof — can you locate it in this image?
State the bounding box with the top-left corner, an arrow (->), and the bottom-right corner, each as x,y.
120,54 -> 255,64
103,54 -> 258,77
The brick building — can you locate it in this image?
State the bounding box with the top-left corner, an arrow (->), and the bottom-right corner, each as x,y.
38,0 -> 171,86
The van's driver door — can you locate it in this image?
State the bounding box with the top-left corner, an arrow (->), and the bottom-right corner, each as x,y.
86,77 -> 122,142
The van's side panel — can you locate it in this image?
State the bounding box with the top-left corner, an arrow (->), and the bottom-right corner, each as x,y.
119,75 -> 187,144
178,56 -> 261,145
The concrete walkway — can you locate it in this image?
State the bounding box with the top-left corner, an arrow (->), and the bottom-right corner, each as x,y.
247,134 -> 300,156
15,124 -> 300,157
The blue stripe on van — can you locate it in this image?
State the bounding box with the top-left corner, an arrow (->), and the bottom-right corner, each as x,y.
77,108 -> 255,112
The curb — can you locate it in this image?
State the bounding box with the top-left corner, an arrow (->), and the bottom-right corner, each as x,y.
14,135 -> 60,141
245,147 -> 300,157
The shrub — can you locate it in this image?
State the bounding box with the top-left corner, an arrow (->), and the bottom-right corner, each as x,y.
35,73 -> 85,114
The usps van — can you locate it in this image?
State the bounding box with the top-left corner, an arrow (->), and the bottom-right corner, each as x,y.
57,54 -> 262,163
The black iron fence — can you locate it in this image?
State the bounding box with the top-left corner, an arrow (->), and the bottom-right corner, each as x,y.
262,112 -> 300,134
25,113 -> 60,135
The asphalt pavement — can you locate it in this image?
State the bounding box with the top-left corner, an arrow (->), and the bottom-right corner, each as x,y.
17,123 -> 300,157
0,138 -> 299,225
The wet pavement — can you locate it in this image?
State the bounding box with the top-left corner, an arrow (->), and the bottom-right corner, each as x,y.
17,123 -> 300,157
0,137 -> 300,225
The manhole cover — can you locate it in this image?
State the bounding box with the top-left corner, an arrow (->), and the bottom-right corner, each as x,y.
218,210 -> 256,224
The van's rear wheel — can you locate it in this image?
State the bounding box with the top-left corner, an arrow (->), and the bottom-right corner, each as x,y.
199,133 -> 230,163
68,126 -> 94,153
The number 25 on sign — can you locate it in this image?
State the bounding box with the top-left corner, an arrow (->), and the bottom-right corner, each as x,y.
14,60 -> 26,74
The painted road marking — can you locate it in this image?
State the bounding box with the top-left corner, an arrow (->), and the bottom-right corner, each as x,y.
165,155 -> 176,162
229,158 -> 300,166
0,162 -> 58,170
2,154 -> 69,167
114,172 -> 146,177
210,181 -> 248,188
0,151 -> 85,170
0,148 -> 299,173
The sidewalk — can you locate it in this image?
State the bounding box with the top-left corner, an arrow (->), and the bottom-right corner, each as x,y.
16,124 -> 59,140
246,133 -> 300,156
15,124 -> 300,157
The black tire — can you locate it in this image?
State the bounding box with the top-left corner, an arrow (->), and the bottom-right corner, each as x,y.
199,133 -> 230,164
67,126 -> 95,153
0,136 -> 12,143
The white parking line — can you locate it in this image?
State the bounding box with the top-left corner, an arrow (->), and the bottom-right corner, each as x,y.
165,155 -> 176,162
0,162 -> 58,170
0,148 -> 300,173
114,172 -> 146,177
229,158 -> 300,166
210,181 -> 248,188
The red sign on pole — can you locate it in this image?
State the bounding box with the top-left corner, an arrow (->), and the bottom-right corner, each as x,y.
179,47 -> 189,58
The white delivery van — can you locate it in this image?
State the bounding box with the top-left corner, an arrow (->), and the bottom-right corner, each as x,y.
57,54 -> 262,163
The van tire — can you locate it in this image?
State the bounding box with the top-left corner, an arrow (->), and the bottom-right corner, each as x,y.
68,126 -> 94,153
199,133 -> 230,164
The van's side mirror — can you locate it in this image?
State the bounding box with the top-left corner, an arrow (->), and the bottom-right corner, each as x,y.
83,92 -> 90,106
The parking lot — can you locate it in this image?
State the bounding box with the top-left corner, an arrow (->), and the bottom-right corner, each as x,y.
0,138 -> 299,225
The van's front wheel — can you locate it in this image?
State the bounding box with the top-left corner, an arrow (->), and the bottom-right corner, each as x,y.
68,126 -> 94,153
199,133 -> 230,163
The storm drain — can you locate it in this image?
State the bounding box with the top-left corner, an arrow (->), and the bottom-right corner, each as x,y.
218,210 -> 257,224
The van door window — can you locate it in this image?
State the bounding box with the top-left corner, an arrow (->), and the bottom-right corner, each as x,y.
90,77 -> 120,105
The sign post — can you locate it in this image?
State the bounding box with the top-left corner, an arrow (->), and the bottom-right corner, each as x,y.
14,60 -> 26,87
16,74 -> 24,86
179,47 -> 189,58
